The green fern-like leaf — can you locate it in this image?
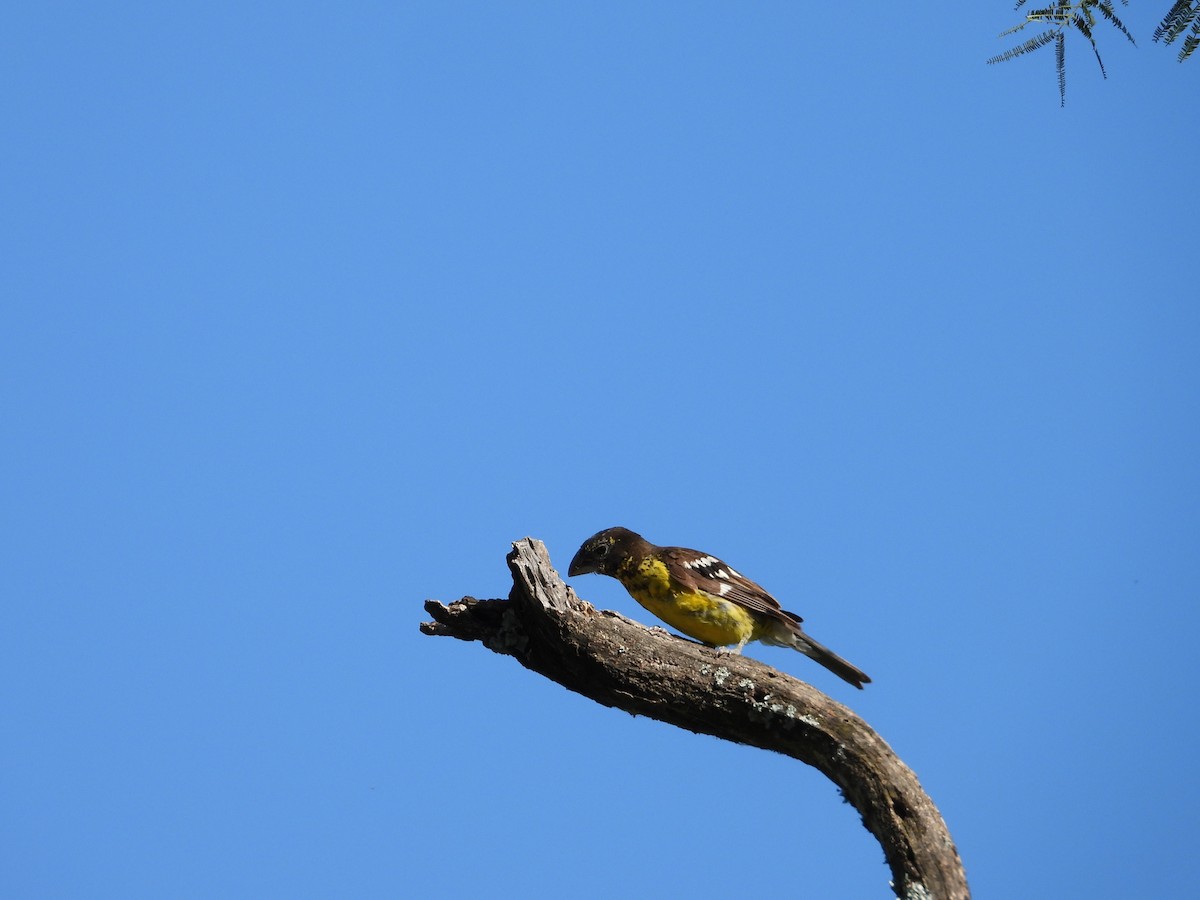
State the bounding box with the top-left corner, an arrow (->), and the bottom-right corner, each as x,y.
999,19 -> 1036,38
1181,24 -> 1200,60
988,27 -> 1059,65
1153,0 -> 1197,43
1025,3 -> 1072,25
1056,31 -> 1067,105
1073,14 -> 1108,77
1095,0 -> 1137,44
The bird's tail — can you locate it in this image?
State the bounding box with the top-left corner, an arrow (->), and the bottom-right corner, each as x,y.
792,632 -> 871,690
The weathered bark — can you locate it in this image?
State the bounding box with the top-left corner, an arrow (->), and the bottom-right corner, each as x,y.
421,537 -> 969,900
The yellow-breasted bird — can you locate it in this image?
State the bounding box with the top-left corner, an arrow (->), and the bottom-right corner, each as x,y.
568,526 -> 870,689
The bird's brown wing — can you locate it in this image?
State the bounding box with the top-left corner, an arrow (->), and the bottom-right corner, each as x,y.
661,546 -> 803,629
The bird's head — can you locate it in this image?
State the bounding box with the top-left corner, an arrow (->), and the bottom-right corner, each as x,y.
568,526 -> 642,577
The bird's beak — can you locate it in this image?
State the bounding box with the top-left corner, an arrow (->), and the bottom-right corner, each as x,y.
567,551 -> 592,577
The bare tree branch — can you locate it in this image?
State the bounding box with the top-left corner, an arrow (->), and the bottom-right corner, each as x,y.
421,537 -> 970,900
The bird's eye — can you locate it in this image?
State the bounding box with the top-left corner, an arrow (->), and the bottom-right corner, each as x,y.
594,543 -> 610,558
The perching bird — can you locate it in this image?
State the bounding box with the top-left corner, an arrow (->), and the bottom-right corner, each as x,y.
567,526 -> 870,689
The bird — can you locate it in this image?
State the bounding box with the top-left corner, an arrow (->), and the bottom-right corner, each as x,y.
567,526 -> 870,689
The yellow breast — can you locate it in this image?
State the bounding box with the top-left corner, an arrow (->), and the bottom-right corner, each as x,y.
618,557 -> 756,648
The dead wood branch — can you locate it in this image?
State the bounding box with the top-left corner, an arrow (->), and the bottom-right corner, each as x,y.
421,537 -> 969,900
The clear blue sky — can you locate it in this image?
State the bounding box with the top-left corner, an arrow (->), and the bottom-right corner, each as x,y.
3,5 -> 1197,898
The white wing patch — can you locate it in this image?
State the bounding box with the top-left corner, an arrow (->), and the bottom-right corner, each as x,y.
684,554 -> 742,584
